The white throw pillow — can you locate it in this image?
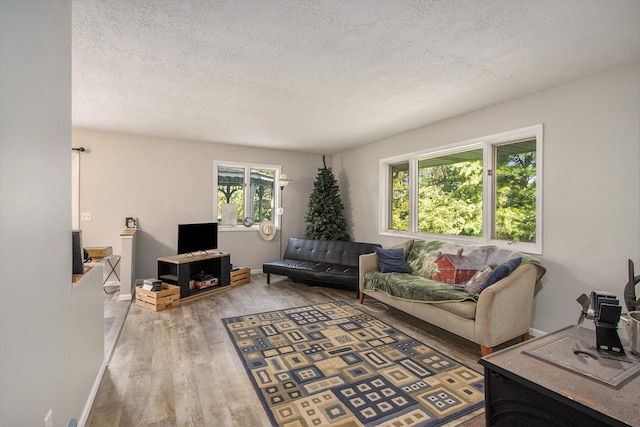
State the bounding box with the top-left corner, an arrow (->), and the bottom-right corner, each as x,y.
465,265 -> 493,294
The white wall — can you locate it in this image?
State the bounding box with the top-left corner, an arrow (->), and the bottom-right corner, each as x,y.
72,129 -> 325,281
0,1 -> 104,425
334,62 -> 640,335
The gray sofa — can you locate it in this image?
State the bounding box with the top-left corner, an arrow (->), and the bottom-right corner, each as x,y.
263,237 -> 380,294
359,240 -> 545,355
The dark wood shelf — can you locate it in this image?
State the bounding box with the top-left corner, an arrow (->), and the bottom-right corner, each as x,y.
157,252 -> 231,299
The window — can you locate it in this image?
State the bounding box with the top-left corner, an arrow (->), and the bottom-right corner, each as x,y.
417,148 -> 483,236
493,138 -> 537,243
382,125 -> 542,254
390,162 -> 410,231
214,162 -> 281,228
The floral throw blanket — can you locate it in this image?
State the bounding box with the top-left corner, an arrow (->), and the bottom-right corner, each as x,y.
364,239 -> 545,303
364,271 -> 478,303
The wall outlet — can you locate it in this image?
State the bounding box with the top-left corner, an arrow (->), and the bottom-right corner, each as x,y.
44,409 -> 53,427
81,212 -> 91,221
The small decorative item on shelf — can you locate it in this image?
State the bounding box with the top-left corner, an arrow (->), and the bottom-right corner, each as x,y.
142,279 -> 162,291
194,277 -> 218,289
192,272 -> 218,289
243,217 -> 254,227
125,217 -> 138,229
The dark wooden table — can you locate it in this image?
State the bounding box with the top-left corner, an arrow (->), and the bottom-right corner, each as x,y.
479,326 -> 640,426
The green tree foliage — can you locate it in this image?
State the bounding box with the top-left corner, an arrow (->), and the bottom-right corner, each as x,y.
391,141 -> 536,243
418,159 -> 483,237
305,156 -> 350,241
495,148 -> 536,242
390,164 -> 409,230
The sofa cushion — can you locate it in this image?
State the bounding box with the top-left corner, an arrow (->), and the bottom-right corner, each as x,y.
436,300 -> 478,320
375,248 -> 411,274
480,257 -> 522,293
465,265 -> 493,294
263,259 -> 323,277
283,238 -> 380,268
405,240 -> 445,277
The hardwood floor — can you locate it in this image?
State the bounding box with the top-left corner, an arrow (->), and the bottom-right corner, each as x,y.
103,283 -> 131,363
88,274 -> 487,426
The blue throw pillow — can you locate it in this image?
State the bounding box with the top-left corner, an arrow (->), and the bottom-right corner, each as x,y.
375,247 -> 411,274
480,257 -> 522,293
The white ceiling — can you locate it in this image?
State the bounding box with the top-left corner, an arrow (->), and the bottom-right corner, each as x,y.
72,0 -> 640,154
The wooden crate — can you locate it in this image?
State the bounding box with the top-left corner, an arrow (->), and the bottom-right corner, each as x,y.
230,268 -> 251,287
135,283 -> 180,311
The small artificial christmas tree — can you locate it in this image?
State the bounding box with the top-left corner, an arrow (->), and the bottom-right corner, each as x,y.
305,156 -> 350,241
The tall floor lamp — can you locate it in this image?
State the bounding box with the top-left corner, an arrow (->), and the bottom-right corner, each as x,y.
278,173 -> 291,259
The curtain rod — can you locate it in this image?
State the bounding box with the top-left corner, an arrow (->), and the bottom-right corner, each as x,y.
72,147 -> 85,152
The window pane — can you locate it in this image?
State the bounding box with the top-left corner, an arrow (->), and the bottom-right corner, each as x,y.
390,163 -> 409,231
250,169 -> 274,222
217,167 -> 244,224
494,139 -> 536,242
417,149 -> 483,236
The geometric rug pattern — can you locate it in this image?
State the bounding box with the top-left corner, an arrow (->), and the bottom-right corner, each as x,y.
223,301 -> 484,426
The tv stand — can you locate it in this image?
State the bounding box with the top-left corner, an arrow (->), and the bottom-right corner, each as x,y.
157,252 -> 231,300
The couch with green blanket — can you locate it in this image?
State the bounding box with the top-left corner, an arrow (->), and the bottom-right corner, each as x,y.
358,239 -> 545,355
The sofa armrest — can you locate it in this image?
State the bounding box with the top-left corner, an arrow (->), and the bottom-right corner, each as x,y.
474,263 -> 540,347
359,252 -> 379,292
359,242 -> 409,293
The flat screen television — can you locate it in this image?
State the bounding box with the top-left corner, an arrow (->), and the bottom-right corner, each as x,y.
177,222 -> 218,255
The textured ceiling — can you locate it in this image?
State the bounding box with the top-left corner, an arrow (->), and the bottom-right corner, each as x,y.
72,0 -> 640,154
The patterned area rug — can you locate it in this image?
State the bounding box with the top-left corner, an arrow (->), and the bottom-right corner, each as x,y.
223,301 -> 484,426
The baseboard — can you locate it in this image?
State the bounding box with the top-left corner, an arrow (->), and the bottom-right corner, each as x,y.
530,327 -> 547,338
77,357 -> 108,427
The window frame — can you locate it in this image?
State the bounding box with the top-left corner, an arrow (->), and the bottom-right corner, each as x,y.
380,125 -> 543,254
213,161 -> 283,231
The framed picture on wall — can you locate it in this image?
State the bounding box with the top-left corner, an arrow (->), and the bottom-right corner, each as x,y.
125,217 -> 138,229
